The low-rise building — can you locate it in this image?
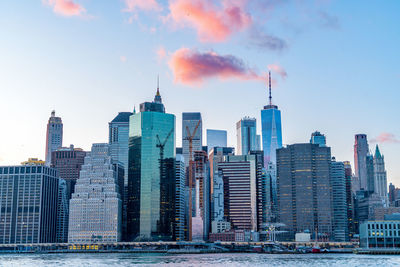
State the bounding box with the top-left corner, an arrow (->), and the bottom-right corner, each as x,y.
360,216 -> 400,248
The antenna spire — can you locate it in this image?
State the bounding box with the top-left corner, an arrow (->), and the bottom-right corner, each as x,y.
268,71 -> 272,105
156,75 -> 160,96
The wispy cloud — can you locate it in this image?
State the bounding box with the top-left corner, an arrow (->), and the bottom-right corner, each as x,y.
167,0 -> 252,43
168,48 -> 264,86
123,0 -> 162,13
371,132 -> 400,144
156,46 -> 167,60
249,27 -> 288,51
43,0 -> 86,17
268,64 -> 287,80
120,56 -> 127,62
318,11 -> 340,29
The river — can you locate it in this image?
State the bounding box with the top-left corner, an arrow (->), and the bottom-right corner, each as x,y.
1,253 -> 400,267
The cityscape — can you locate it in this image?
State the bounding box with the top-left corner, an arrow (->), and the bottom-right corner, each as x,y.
1,1 -> 400,266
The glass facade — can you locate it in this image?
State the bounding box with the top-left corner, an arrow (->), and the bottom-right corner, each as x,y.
128,109 -> 176,240
261,106 -> 282,166
236,117 -> 257,155
206,129 -> 227,153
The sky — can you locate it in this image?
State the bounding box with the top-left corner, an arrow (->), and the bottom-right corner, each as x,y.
0,0 -> 399,184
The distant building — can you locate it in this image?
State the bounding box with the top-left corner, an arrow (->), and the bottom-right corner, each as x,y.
175,155 -> 186,241
261,72 -> 282,166
277,143 -> 333,240
374,145 -> 388,206
366,154 -> 375,193
127,87 -> 176,241
354,134 -> 369,191
206,129 -> 227,153
21,158 -> 45,165
389,183 -> 396,204
68,144 -> 122,243
372,207 -> 400,220
310,131 -> 326,147
360,217 -> 400,248
331,158 -> 349,241
344,161 -> 355,238
236,117 -> 257,155
182,112 -> 202,167
45,110 -> 63,166
56,178 -> 69,243
0,165 -> 59,244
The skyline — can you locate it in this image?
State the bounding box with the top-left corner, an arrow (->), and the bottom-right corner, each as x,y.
0,0 -> 399,184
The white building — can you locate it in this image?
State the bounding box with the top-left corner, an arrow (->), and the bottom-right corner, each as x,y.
68,143 -> 122,243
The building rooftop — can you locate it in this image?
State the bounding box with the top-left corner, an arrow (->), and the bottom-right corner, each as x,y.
110,112 -> 133,123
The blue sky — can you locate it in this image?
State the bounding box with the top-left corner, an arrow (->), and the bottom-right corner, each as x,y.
0,0 -> 399,184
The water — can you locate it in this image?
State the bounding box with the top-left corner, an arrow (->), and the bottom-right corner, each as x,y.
1,253 -> 400,267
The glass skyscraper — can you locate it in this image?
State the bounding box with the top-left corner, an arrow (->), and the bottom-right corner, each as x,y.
127,88 -> 176,240
261,73 -> 282,166
206,129 -> 227,153
236,117 -> 257,155
182,112 -> 202,167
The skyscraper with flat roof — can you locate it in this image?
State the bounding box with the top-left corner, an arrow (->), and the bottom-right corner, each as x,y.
206,129 -> 227,153
236,117 -> 257,155
261,72 -> 282,166
277,143 -> 333,240
310,131 -> 326,147
45,110 -> 63,165
182,112 -> 202,167
354,134 -> 369,190
127,87 -> 176,240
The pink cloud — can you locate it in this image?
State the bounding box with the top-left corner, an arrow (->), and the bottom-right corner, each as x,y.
371,133 -> 400,144
168,0 -> 252,42
120,56 -> 127,62
168,48 -> 264,86
44,0 -> 86,17
123,0 -> 162,12
268,64 -> 287,80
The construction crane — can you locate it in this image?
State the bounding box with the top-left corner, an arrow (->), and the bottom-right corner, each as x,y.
184,119 -> 201,241
156,128 -> 174,176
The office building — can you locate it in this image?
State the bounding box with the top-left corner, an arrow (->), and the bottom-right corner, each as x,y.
277,143 -> 333,240
366,154 -> 375,193
68,143 -> 122,243
127,87 -> 176,240
175,155 -> 186,241
310,131 -> 326,147
21,158 -> 45,165
331,158 -> 349,241
360,216 -> 400,248
206,129 -> 227,153
56,178 -> 69,243
261,72 -> 282,166
236,117 -> 257,155
45,110 -> 63,165
354,134 -> 369,191
344,161 -> 355,238
374,145 -> 388,205
182,112 -> 202,167
0,165 -> 59,244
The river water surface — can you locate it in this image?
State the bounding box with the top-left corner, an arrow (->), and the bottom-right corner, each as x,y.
1,253 -> 400,267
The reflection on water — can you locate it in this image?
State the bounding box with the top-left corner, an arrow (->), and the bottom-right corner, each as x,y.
1,253 -> 400,267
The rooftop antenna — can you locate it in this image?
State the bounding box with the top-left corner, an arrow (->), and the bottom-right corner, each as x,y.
268,71 -> 272,105
156,74 -> 160,96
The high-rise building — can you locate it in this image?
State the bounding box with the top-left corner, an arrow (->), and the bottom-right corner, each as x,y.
0,165 -> 59,244
389,183 -> 396,204
310,131 -> 326,147
277,143 -> 333,240
68,143 -> 122,243
51,145 -> 86,200
256,134 -> 261,151
127,87 -> 176,240
261,72 -> 282,166
182,112 -> 202,167
331,158 -> 349,241
344,161 -> 355,239
354,134 -> 369,191
366,154 -> 375,193
45,110 -> 63,165
206,129 -> 227,153
175,155 -> 186,241
56,178 -> 69,243
374,145 -> 388,205
109,111 -> 133,240
236,117 -> 257,155
218,154 -> 263,231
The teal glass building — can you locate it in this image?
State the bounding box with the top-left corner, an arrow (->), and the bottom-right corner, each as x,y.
127,89 -> 176,240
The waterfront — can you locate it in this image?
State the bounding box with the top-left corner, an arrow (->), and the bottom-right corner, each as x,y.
1,253 -> 400,267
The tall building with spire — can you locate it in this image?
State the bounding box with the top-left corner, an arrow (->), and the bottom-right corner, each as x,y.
354,134 -> 369,190
45,110 -> 63,165
127,84 -> 176,240
261,72 -> 282,166
374,145 -> 388,205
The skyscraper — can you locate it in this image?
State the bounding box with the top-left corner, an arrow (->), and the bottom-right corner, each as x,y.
374,145 -> 388,205
175,155 -> 186,241
331,158 -> 349,241
68,143 -> 122,243
344,161 -> 355,239
45,110 -> 63,165
182,112 -> 202,167
261,72 -> 282,166
206,129 -> 227,153
236,117 -> 257,155
366,154 -> 375,193
277,143 -> 333,240
354,134 -> 369,190
127,87 -> 176,240
310,131 -> 326,147
0,165 -> 59,244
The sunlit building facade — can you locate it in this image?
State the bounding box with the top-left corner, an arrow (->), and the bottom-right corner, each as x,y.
236,117 -> 257,155
45,110 -> 63,166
